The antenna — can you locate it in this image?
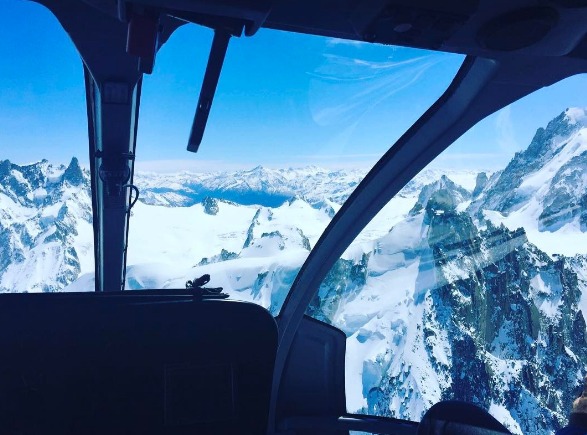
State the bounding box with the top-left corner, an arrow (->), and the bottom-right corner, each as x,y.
187,30 -> 231,152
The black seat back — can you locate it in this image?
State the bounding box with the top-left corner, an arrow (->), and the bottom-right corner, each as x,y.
0,292 -> 277,434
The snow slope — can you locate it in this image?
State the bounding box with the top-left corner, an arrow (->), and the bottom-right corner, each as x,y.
472,108 -> 587,256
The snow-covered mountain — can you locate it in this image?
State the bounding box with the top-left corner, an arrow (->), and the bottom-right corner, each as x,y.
308,108 -> 587,434
310,195 -> 585,434
0,158 -> 93,292
2,108 -> 587,434
470,108 -> 587,256
0,158 -> 477,294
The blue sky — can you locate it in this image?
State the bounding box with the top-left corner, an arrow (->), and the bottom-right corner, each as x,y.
1,0 -> 586,172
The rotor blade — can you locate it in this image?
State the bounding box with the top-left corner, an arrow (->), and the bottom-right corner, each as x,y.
187,30 -> 231,152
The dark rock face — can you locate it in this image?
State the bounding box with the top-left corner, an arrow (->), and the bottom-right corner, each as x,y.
0,221 -> 25,272
410,175 -> 471,216
473,172 -> 489,198
0,160 -> 41,205
444,334 -> 492,407
428,218 -> 584,433
198,249 -> 238,266
62,157 -> 84,186
307,253 -> 370,324
202,196 -> 219,215
243,209 -> 262,249
425,191 -> 481,260
295,228 -> 312,251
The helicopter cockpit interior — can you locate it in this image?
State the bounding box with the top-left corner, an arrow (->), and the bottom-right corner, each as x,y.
2,0 -> 587,433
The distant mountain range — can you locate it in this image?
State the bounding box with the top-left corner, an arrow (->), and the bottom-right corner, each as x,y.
135,164 -> 480,209
137,165 -> 364,207
2,108 -> 587,434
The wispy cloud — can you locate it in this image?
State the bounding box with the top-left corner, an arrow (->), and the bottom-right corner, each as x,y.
325,38 -> 368,48
350,56 -> 429,70
307,54 -> 445,127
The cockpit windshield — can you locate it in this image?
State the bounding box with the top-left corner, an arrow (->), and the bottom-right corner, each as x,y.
1,2 -> 464,302
123,26 -> 464,311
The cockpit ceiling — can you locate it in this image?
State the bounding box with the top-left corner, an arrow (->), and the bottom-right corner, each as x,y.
80,0 -> 587,59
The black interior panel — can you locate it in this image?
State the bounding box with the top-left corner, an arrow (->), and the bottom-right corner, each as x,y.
0,293 -> 277,434
277,316 -> 347,434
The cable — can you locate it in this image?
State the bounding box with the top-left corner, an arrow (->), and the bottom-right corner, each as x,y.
126,184 -> 140,210
119,77 -> 143,291
120,183 -> 140,291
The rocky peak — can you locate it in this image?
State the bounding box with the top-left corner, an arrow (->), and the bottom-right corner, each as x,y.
287,195 -> 307,206
22,160 -> 48,187
426,189 -> 459,214
0,158 -> 90,293
249,165 -> 265,173
202,196 -> 219,215
198,248 -> 238,266
471,109 -> 587,216
0,161 -> 36,202
62,157 -> 84,186
524,110 -> 582,161
410,175 -> 470,216
472,172 -> 488,198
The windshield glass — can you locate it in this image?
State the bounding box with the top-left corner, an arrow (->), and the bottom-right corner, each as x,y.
306,74 -> 587,434
123,27 -> 463,311
0,1 -> 91,292
0,3 -> 463,301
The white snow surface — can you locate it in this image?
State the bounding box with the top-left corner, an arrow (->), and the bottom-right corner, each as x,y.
565,107 -> 587,125
489,403 -> 524,434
